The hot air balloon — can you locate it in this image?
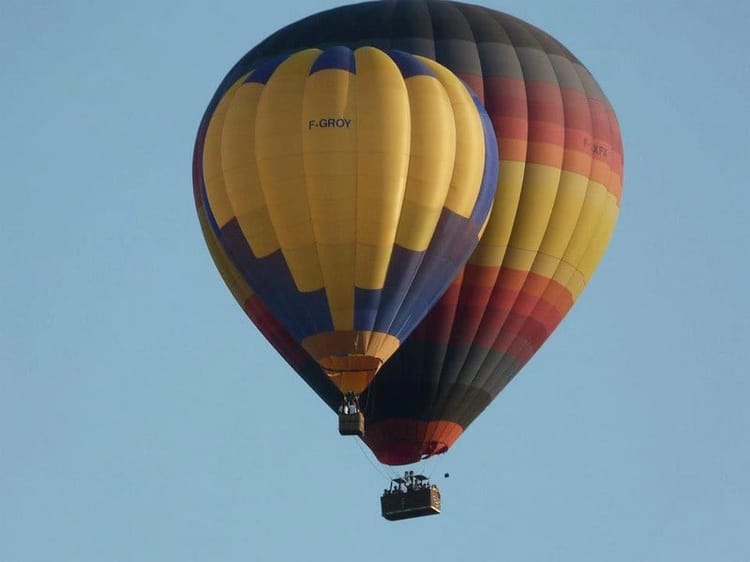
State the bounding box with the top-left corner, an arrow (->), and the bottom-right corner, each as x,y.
195,0 -> 624,473
194,44 -> 498,431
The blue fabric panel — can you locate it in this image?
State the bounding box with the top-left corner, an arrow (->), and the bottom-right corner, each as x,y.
353,287 -> 382,332
391,209 -> 481,342
195,146 -> 221,237
387,49 -> 434,78
219,219 -> 334,341
309,46 -> 355,74
371,245 -> 426,334
245,54 -> 289,84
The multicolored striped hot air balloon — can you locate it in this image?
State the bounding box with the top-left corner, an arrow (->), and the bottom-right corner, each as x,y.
194,45 -> 498,398
195,0 -> 623,465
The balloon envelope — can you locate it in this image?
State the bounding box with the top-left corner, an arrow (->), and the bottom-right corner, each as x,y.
195,44 -> 498,395
196,0 -> 624,465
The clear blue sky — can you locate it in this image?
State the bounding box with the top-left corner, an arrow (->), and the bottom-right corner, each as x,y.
2,1 -> 749,560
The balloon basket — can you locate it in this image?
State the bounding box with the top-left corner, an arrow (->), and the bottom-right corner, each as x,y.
338,412 -> 365,437
380,472 -> 441,521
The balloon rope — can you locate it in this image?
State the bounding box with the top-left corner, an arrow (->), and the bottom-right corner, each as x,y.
425,449 -> 447,481
354,438 -> 397,483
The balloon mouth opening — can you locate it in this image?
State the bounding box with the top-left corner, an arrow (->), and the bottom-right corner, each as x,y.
362,419 -> 463,465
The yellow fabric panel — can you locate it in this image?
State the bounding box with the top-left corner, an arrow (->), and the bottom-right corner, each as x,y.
468,160 -> 526,267
528,252 -> 562,279
551,261 -> 586,302
418,57 -> 485,219
551,192 -> 618,301
493,178 -> 617,301
506,163 -> 561,251
394,74 -> 455,250
255,49 -> 324,292
302,66 -> 357,329
560,181 -> 608,266
578,194 -> 619,282
501,246 -> 537,273
395,198 -> 444,251
203,80 -> 244,229
536,170 -> 589,260
318,246 -> 355,330
546,214 -> 618,303
221,81 -> 280,258
477,211 -> 492,241
302,68 -> 357,245
353,47 -> 410,289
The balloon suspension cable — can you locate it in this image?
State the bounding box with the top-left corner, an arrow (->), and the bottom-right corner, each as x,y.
339,392 -> 361,414
422,446 -> 449,481
354,437 -> 399,483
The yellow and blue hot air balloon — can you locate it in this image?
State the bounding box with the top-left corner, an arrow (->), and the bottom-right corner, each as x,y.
195,46 -> 498,397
